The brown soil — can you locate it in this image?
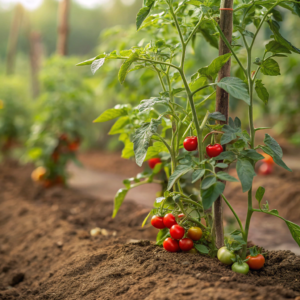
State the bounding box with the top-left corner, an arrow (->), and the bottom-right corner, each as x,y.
77,151 -> 143,177
1,161 -> 300,300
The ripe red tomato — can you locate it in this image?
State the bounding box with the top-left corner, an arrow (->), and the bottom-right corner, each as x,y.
151,215 -> 165,229
246,254 -> 265,270
187,227 -> 203,241
178,213 -> 185,219
170,224 -> 185,240
163,213 -> 177,228
163,238 -> 179,252
183,136 -> 198,151
68,142 -> 80,152
262,153 -> 274,165
206,144 -> 223,158
258,163 -> 273,175
179,238 -> 194,251
148,157 -> 162,169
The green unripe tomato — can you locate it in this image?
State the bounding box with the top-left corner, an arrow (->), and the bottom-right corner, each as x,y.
231,262 -> 249,275
217,247 -> 235,265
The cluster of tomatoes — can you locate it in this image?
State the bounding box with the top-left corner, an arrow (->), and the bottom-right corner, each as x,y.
51,134 -> 81,162
183,136 -> 224,158
258,153 -> 274,176
31,134 -> 80,188
217,246 -> 265,274
151,213 -> 203,253
148,136 -> 224,170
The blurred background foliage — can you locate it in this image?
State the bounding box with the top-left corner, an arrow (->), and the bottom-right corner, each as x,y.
0,0 -> 299,158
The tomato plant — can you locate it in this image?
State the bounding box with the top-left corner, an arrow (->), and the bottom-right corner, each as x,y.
79,0 -> 300,261
26,56 -> 96,187
0,76 -> 31,154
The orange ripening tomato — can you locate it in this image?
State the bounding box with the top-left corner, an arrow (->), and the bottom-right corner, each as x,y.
262,153 -> 274,165
31,167 -> 47,182
246,254 -> 265,270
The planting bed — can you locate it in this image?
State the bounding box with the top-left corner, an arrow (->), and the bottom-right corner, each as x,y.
1,161 -> 300,300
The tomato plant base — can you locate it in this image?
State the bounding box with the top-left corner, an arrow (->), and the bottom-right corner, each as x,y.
0,161 -> 300,300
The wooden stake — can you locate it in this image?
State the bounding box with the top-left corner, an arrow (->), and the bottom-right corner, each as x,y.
29,32 -> 43,98
214,0 -> 234,249
6,4 -> 23,75
57,0 -> 70,56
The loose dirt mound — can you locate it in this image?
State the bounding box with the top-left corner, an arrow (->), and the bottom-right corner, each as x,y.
0,161 -> 300,300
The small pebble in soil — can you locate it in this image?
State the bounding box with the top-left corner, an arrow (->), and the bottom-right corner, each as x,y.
90,227 -> 102,236
181,261 -> 190,265
56,241 -> 63,248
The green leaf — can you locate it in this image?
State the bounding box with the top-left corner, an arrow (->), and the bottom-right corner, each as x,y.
112,188 -> 129,218
198,53 -> 231,81
93,105 -> 130,123
285,220 -> 300,247
194,244 -> 210,254
132,118 -> 162,167
167,164 -> 193,190
265,40 -> 291,54
192,169 -> 205,183
152,163 -> 163,175
255,186 -> 265,204
77,56 -> 97,66
91,58 -> 105,74
198,19 -> 219,49
220,117 -> 246,145
156,228 -> 170,245
255,80 -> 269,105
214,151 -> 236,161
118,52 -> 139,84
209,112 -> 226,122
236,158 -> 256,192
202,182 -> 225,210
137,97 -> 169,113
121,140 -> 135,159
145,142 -> 168,160
267,20 -> 300,54
136,0 -> 156,30
217,77 -> 250,105
142,211 -> 152,227
261,146 -> 292,172
260,59 -> 281,76
240,149 -> 265,161
264,134 -> 283,158
215,163 -> 228,168
217,171 -> 239,182
270,209 -> 279,216
201,176 -> 217,190
109,116 -> 130,135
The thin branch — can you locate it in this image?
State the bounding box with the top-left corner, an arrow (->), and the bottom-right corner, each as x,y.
215,23 -> 247,77
191,83 -> 216,97
221,194 -> 244,234
185,13 -> 204,46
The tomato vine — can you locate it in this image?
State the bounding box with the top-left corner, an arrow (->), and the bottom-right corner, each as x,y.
78,0 -> 300,262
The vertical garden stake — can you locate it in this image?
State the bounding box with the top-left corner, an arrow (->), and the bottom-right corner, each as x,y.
57,0 -> 70,56
214,0 -> 234,249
